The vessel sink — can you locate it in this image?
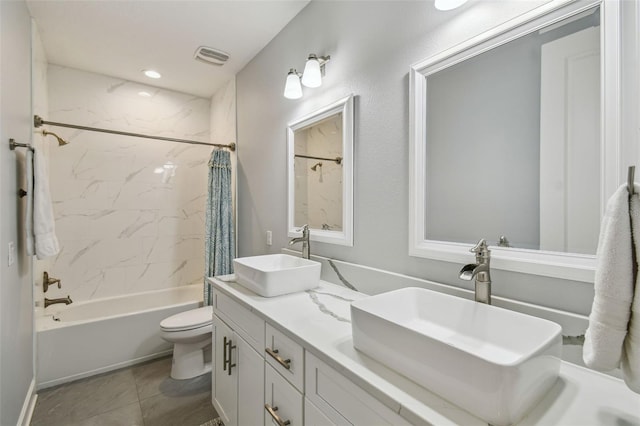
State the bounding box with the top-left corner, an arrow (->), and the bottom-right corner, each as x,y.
233,254 -> 320,297
351,287 -> 562,426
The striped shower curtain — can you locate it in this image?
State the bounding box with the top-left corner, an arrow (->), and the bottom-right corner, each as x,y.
204,149 -> 235,305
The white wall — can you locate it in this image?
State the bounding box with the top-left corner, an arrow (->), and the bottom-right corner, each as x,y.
0,1 -> 35,423
236,0 -> 605,316
42,66 -> 212,302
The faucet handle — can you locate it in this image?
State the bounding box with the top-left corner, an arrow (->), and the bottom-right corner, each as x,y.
296,224 -> 309,235
470,239 -> 490,257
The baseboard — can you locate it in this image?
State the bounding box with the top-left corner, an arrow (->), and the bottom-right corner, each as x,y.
17,378 -> 37,426
37,349 -> 172,390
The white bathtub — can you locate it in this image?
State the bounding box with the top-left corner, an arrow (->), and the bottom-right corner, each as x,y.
36,284 -> 203,389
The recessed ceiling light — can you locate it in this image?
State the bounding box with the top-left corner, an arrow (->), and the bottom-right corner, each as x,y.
143,70 -> 161,79
138,91 -> 152,97
434,0 -> 468,11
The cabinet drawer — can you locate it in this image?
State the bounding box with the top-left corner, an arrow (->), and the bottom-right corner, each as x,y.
214,290 -> 264,352
305,397 -> 350,426
265,323 -> 304,392
305,352 -> 410,426
265,364 -> 303,426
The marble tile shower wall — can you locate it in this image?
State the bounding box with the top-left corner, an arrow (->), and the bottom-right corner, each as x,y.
294,118 -> 343,230
44,65 -> 211,302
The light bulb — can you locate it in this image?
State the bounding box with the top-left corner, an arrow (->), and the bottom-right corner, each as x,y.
143,69 -> 162,79
434,0 -> 467,11
284,69 -> 303,99
301,55 -> 322,88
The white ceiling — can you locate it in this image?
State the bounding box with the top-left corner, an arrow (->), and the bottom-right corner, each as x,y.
26,0 -> 310,98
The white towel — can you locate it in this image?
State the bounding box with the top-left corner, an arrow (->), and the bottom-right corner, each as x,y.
26,148 -> 60,260
584,182 -> 640,394
622,184 -> 640,393
25,149 -> 35,256
583,184 -> 635,371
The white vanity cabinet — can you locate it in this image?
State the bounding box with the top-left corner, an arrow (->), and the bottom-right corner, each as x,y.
212,292 -> 265,426
211,282 -> 410,426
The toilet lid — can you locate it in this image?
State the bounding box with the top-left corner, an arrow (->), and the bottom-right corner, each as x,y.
160,306 -> 213,331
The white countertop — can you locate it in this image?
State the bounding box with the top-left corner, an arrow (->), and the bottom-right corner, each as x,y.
210,277 -> 640,426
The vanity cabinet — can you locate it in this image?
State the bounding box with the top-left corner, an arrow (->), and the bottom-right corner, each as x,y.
212,293 -> 265,426
212,283 -> 410,426
305,352 -> 409,426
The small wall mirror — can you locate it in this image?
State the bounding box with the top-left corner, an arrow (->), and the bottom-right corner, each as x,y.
409,0 -> 623,282
288,95 -> 354,246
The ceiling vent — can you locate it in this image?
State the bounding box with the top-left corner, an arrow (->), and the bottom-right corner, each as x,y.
194,46 -> 230,66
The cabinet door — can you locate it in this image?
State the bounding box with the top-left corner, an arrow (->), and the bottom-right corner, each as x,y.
212,315 -> 237,426
237,334 -> 264,426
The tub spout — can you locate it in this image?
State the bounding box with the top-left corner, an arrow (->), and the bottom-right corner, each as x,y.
44,296 -> 72,308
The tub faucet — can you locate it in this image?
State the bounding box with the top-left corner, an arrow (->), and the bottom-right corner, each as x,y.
44,296 -> 72,308
459,239 -> 492,304
289,224 -> 310,259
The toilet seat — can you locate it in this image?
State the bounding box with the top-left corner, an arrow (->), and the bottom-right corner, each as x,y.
160,306 -> 213,332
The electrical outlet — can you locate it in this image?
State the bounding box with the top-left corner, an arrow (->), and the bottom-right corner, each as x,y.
266,230 -> 272,246
8,241 -> 15,266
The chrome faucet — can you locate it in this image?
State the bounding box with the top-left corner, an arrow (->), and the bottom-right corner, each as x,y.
289,224 -> 310,259
44,296 -> 72,308
459,239 -> 492,304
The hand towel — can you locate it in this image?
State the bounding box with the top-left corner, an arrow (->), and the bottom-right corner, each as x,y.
622,183 -> 640,393
583,184 -> 635,371
26,148 -> 60,259
25,149 -> 35,255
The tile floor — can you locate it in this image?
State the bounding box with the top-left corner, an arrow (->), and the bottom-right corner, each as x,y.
30,356 -> 218,426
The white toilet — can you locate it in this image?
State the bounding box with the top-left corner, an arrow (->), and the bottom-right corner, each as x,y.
160,306 -> 213,380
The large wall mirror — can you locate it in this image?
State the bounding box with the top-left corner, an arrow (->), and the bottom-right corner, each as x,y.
409,0 -> 623,282
288,95 -> 354,246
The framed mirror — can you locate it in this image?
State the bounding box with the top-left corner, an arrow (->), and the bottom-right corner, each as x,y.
409,0 -> 623,282
287,95 -> 354,246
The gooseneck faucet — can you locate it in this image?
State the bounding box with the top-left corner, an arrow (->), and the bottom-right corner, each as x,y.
44,296 -> 72,308
289,224 -> 310,259
459,239 -> 492,304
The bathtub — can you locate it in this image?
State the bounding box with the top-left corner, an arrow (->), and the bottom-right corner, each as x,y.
36,284 -> 203,389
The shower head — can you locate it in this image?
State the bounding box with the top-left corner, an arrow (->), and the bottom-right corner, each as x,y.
42,129 -> 69,146
310,162 -> 322,171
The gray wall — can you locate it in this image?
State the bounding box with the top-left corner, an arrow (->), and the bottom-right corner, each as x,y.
236,0 -> 597,315
0,0 -> 35,423
424,12 -> 600,250
426,33 -> 541,249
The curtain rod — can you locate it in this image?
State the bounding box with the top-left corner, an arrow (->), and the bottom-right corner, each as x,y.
294,154 -> 342,164
33,115 -> 235,151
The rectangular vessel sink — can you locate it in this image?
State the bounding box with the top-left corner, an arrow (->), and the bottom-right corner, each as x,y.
351,287 -> 562,426
233,254 -> 321,297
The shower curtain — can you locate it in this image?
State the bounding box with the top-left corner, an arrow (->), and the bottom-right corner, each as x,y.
204,149 -> 235,305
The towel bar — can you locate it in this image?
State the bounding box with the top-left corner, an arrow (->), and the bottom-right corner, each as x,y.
8,138 -> 34,152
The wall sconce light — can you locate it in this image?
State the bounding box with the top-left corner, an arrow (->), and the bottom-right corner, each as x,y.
301,54 -> 330,88
284,53 -> 331,99
284,69 -> 303,99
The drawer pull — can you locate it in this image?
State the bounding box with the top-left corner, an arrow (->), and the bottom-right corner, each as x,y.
264,404 -> 291,426
266,348 -> 291,370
